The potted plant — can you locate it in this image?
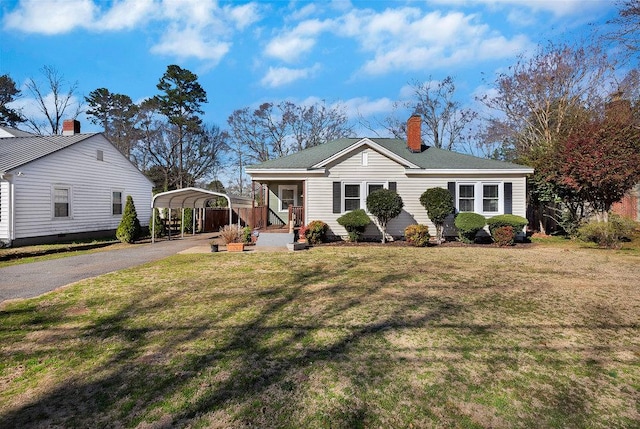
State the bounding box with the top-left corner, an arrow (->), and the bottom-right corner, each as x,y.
219,225 -> 244,252
209,240 -> 219,252
298,224 -> 308,243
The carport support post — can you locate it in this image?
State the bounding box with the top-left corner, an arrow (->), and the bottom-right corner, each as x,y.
181,207 -> 185,239
152,207 -> 156,244
192,207 -> 196,235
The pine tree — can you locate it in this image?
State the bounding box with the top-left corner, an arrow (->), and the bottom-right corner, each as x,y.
116,195 -> 141,243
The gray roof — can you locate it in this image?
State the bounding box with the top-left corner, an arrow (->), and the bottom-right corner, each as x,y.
0,126 -> 36,138
0,130 -> 96,173
247,138 -> 532,171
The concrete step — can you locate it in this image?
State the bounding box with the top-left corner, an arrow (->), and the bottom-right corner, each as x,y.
255,232 -> 294,247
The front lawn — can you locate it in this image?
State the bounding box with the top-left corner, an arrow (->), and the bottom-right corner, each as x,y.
1,245 -> 639,428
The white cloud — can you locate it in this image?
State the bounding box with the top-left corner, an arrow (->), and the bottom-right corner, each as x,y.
224,3 -> 261,30
427,0 -> 609,17
260,64 -> 321,87
264,18 -> 333,62
151,24 -> 230,62
95,0 -> 156,31
3,0 -> 96,34
341,97 -> 394,119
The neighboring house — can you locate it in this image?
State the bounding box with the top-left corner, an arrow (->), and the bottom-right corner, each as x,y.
612,183 -> 640,221
246,116 -> 534,240
0,120 -> 153,247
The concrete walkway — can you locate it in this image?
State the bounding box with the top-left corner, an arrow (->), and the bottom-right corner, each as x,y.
0,234 -> 281,303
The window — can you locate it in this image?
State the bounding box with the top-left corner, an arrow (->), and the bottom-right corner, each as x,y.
344,184 -> 361,211
458,184 -> 475,212
483,184 -> 499,213
97,150 -> 104,161
112,191 -> 123,215
368,183 -> 384,195
278,185 -> 298,211
54,187 -> 70,218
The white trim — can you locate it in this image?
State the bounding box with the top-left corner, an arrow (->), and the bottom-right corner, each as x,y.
455,181 -> 505,216
278,184 -> 298,212
245,168 -> 326,175
340,181 -> 389,213
406,167 -> 534,175
111,189 -> 124,216
313,138 -> 420,169
52,185 -> 72,219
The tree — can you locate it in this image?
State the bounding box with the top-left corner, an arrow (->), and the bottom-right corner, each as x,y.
290,101 -> 353,151
607,0 -> 640,58
154,65 -> 208,188
553,111 -> 640,222
24,66 -> 82,135
116,195 -> 142,243
369,77 -> 476,150
366,189 -> 404,243
419,187 -> 455,244
86,88 -> 140,158
0,74 -> 24,127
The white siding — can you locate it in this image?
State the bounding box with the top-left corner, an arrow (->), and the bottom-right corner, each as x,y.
0,180 -> 9,242
11,135 -> 152,240
306,145 -> 529,239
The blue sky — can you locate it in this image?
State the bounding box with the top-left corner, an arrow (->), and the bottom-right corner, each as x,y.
0,0 -> 619,137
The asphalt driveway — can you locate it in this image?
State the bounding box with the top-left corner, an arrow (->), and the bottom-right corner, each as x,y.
0,235 -> 212,303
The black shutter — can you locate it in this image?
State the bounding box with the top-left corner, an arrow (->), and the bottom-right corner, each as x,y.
333,182 -> 341,213
447,182 -> 456,200
504,182 -> 512,214
389,182 -> 397,192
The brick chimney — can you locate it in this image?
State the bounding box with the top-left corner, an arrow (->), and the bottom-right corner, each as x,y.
62,119 -> 81,136
605,91 -> 632,124
407,114 -> 422,152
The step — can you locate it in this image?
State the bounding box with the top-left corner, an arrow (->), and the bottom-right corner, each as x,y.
255,232 -> 295,247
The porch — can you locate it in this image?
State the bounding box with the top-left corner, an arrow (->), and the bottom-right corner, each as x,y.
251,180 -> 306,232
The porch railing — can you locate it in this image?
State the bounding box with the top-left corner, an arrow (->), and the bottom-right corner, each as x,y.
288,205 -> 304,227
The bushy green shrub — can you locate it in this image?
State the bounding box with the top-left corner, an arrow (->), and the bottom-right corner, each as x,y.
493,225 -> 515,246
404,224 -> 430,247
183,208 -> 194,233
486,214 -> 528,236
419,187 -> 455,243
242,226 -> 252,244
454,212 -> 486,243
366,189 -> 403,243
150,208 -> 165,238
577,214 -> 638,248
306,220 -> 329,244
337,209 -> 371,242
116,195 -> 141,244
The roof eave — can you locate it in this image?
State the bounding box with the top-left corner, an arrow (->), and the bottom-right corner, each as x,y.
312,138 -> 420,169
405,167 -> 534,175
245,168 -> 326,175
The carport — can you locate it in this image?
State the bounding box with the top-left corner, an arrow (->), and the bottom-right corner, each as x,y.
151,187 -> 254,243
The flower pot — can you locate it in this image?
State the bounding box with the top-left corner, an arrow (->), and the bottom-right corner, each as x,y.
210,244 -> 219,253
226,242 -> 244,252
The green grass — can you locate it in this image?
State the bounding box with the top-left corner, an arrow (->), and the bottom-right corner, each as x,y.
1,245 -> 639,428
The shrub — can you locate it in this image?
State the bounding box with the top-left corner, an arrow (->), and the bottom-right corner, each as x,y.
150,208 -> 165,238
366,189 -> 403,243
404,224 -> 430,247
337,209 -> 371,242
183,208 -> 194,233
241,226 -> 252,244
116,195 -> 141,244
219,224 -> 241,244
493,225 -> 515,246
454,212 -> 486,243
306,220 -> 328,244
298,224 -> 308,239
419,187 -> 455,243
486,214 -> 528,236
577,214 -> 638,248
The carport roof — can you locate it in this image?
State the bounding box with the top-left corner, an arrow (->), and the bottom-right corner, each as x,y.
152,187 -> 254,209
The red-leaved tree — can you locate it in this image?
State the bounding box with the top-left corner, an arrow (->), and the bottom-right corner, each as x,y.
556,111 -> 640,222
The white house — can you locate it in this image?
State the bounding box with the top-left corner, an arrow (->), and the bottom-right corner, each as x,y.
0,120 -> 153,247
246,115 -> 534,240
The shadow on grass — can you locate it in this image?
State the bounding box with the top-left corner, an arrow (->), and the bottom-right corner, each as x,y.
0,251 -> 636,428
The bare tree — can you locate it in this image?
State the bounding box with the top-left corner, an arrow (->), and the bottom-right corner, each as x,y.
24,66 -> 83,135
370,77 -> 476,150
607,0 -> 640,59
290,100 -> 353,151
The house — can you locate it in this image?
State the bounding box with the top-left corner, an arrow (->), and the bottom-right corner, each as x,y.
0,120 -> 153,247
612,184 -> 640,221
246,116 -> 534,240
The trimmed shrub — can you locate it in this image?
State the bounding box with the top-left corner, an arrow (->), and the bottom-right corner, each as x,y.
219,224 -> 241,244
404,224 -> 430,247
419,187 -> 455,243
150,208 -> 165,238
183,208 -> 194,233
337,209 -> 371,242
493,225 -> 515,246
366,189 -> 403,243
306,220 -> 328,244
116,195 -> 141,244
454,212 -> 486,243
577,214 -> 638,248
486,214 -> 528,236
